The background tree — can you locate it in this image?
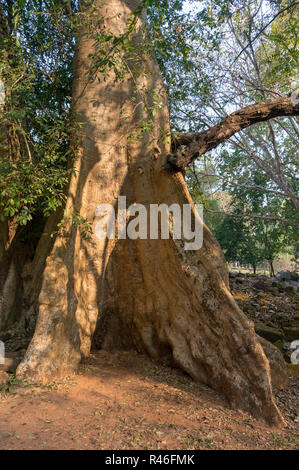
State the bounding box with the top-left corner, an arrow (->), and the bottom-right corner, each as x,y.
214,216 -> 262,274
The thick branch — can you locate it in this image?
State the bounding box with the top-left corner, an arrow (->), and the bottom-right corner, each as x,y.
167,97 -> 299,171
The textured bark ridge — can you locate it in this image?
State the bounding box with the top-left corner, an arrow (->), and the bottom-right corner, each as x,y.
17,0 -> 284,426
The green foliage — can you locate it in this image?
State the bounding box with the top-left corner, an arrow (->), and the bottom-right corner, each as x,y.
261,4 -> 299,91
0,0 -> 76,225
0,160 -> 69,224
214,214 -> 287,271
214,215 -> 258,268
1,373 -> 22,393
56,211 -> 93,240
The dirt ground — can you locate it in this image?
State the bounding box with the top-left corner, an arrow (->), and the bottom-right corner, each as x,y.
0,350 -> 298,450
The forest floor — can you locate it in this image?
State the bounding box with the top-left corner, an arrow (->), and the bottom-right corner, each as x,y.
0,272 -> 298,450
0,349 -> 298,450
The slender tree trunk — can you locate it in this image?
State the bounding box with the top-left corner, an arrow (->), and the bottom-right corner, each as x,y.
269,260 -> 275,277
17,0 -> 284,426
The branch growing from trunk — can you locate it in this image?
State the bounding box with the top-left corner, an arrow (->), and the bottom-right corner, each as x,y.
167,96 -> 299,171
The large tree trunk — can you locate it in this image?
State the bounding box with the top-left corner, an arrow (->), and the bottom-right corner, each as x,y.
16,0 -> 284,426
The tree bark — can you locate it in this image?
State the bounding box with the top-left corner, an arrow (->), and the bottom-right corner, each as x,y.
168,97 -> 299,172
17,0 -> 284,426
